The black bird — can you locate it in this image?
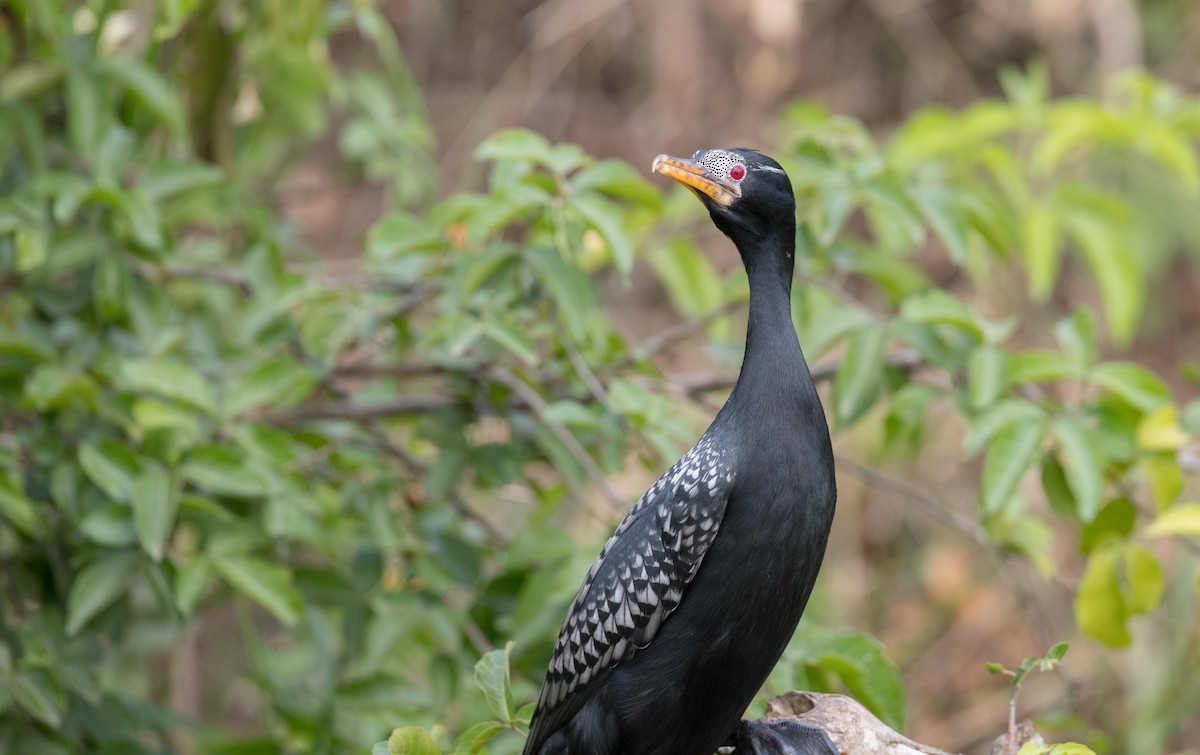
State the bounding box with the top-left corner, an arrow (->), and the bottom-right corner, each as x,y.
522,149 -> 838,755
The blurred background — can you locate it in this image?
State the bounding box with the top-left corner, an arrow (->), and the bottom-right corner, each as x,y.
4,1 -> 1200,754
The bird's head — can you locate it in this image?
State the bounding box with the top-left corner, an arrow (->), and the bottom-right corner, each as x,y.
652,148 -> 795,242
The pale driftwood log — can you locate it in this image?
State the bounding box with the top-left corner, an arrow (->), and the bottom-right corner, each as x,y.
760,692 -> 1046,755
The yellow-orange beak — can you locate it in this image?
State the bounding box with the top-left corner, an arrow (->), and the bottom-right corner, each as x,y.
651,153 -> 740,207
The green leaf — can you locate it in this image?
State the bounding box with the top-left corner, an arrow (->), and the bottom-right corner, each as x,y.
571,159 -> 661,209
65,551 -> 141,636
1054,309 -> 1097,373
474,128 -> 553,167
1046,641 -> 1070,662
79,440 -> 140,503
454,721 -> 508,754
225,359 -> 317,416
967,344 -> 1009,410
0,62 -> 64,103
1135,406 -> 1188,451
911,186 -> 969,262
98,57 -> 187,137
213,555 -> 303,626
899,289 -> 985,340
1079,498 -> 1135,554
1022,202 -> 1062,300
1142,124 -> 1200,194
13,670 -> 67,727
139,162 -> 223,202
119,358 -> 216,414
367,211 -> 444,260
1041,455 -> 1077,520
1062,203 -> 1142,344
1146,503 -> 1200,537
388,727 -> 442,755
1009,349 -> 1077,383
542,400 -> 598,428
1124,545 -> 1163,615
0,479 -> 48,537
1092,362 -> 1172,411
964,400 -> 1045,456
981,420 -> 1044,515
804,631 -> 906,732
473,642 -> 516,723
1141,456 -> 1184,511
1075,546 -> 1131,647
647,238 -> 724,318
182,446 -> 271,497
833,326 -> 888,427
174,556 -> 212,615
572,194 -> 634,273
1054,417 -> 1104,522
484,319 -> 539,366
132,462 -> 177,562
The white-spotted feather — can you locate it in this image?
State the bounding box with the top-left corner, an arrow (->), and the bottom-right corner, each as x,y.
525,437 -> 735,749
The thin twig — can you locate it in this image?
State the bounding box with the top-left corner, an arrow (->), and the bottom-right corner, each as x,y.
634,299 -> 742,360
663,349 -> 923,398
490,365 -> 627,511
365,422 -> 506,543
564,338 -> 609,403
836,454 -> 988,545
259,396 -> 458,424
333,359 -> 479,379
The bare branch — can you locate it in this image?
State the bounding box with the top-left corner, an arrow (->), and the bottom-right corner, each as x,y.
258,396 -> 459,424
664,349 -> 923,398
835,454 -> 987,545
764,692 -> 959,755
634,299 -> 742,359
490,365 -> 628,511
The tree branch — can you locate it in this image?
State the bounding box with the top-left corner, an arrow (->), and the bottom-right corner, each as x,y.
489,366 -> 629,512
836,454 -> 988,545
258,396 -> 459,423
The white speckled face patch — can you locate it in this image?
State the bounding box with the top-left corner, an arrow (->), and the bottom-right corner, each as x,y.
697,149 -> 747,183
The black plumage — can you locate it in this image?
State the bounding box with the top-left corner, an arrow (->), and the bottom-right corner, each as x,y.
522,149 -> 837,755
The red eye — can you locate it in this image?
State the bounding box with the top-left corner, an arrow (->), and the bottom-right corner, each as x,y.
729,164 -> 746,181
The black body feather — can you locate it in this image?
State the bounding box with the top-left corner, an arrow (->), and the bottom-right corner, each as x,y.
523,149 -> 836,755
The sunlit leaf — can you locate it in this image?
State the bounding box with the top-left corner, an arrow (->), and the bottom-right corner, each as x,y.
213,555 -> 303,626
1091,362 -> 1172,411
833,326 -> 888,428
1135,405 -> 1188,451
1022,200 -> 1060,300
1146,503 -> 1200,537
1054,417 -> 1104,522
387,726 -> 442,755
1124,545 -> 1164,615
132,462 -> 177,562
119,358 -> 216,414
981,420 -> 1044,515
967,344 -> 1009,410
474,642 -> 516,723
475,128 -> 553,167
66,551 -> 141,636
13,671 -> 66,727
1075,546 -> 1131,647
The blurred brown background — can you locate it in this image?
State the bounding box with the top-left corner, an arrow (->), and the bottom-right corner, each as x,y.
286,2 -> 1200,751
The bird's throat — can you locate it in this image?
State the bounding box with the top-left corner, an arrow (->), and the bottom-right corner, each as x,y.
727,232 -> 818,425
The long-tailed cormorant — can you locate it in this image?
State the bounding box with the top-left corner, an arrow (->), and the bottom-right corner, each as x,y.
522,148 -> 838,755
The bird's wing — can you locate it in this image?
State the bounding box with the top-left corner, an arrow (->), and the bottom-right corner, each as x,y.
523,438 -> 735,753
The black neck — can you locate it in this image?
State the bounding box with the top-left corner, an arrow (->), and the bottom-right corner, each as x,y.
723,222 -> 822,429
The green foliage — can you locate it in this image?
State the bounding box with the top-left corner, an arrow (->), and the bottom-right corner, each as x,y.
990,644 -> 1096,755
782,629 -> 907,732
2,4 -> 1199,752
